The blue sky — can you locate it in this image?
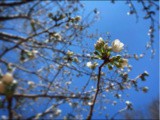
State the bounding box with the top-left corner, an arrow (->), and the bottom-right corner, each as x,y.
0,1 -> 158,119
81,1 -> 159,118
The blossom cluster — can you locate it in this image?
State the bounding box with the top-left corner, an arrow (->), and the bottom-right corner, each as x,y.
87,37 -> 128,69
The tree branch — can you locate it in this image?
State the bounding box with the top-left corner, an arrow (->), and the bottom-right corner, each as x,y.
0,93 -> 90,100
87,60 -> 108,120
7,96 -> 13,119
0,15 -> 30,21
0,0 -> 33,6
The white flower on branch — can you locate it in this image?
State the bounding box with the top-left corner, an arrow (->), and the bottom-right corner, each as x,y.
28,81 -> 35,88
75,16 -> 81,21
125,100 -> 133,110
120,59 -> 128,68
112,39 -> 124,52
67,50 -> 74,56
55,109 -> 62,116
54,33 -> 62,41
88,102 -> 93,106
86,62 -> 98,69
142,86 -> 149,93
94,37 -> 105,50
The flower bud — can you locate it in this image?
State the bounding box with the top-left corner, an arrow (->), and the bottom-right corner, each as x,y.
1,73 -> 13,84
86,62 -> 98,69
75,16 -> 81,21
66,50 -> 74,56
142,87 -> 149,93
112,39 -> 124,52
125,101 -> 133,110
94,37 -> 105,50
120,59 -> 128,68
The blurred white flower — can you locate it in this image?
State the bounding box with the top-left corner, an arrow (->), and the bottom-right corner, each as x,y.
140,54 -> 144,58
1,73 -> 13,84
75,16 -> 81,21
143,71 -> 149,76
65,81 -> 72,85
54,33 -> 62,41
120,59 -> 128,68
142,86 -> 149,93
32,50 -> 38,54
86,62 -> 98,69
94,37 -> 105,50
28,81 -> 35,87
125,101 -> 132,105
55,109 -> 61,116
13,80 -> 17,84
112,39 -> 124,52
86,62 -> 92,68
73,57 -> 79,62
134,54 -> 139,60
88,102 -> 93,106
67,50 -> 74,56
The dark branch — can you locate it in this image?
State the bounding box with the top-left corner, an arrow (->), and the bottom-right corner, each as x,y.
87,60 -> 108,120
0,15 -> 30,21
0,0 -> 33,6
0,93 -> 90,100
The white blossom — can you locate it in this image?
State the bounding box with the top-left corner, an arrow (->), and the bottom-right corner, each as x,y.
32,50 -> 38,54
73,57 -> 79,62
54,33 -> 62,41
120,59 -> 128,68
125,101 -> 132,105
86,62 -> 98,69
66,50 -> 74,56
112,39 -> 124,52
75,16 -> 81,21
55,109 -> 61,116
142,86 -> 149,93
13,80 -> 17,84
1,73 -> 13,84
86,62 -> 92,68
28,81 -> 35,87
94,37 -> 105,50
144,71 -> 149,76
88,102 -> 93,106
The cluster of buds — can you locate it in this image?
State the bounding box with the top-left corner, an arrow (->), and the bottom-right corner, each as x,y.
64,50 -> 77,63
50,32 -> 62,41
69,16 -> 81,23
0,72 -> 17,94
66,50 -> 74,56
74,16 -> 81,21
92,37 -> 128,70
20,49 -> 38,62
94,37 -> 105,51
